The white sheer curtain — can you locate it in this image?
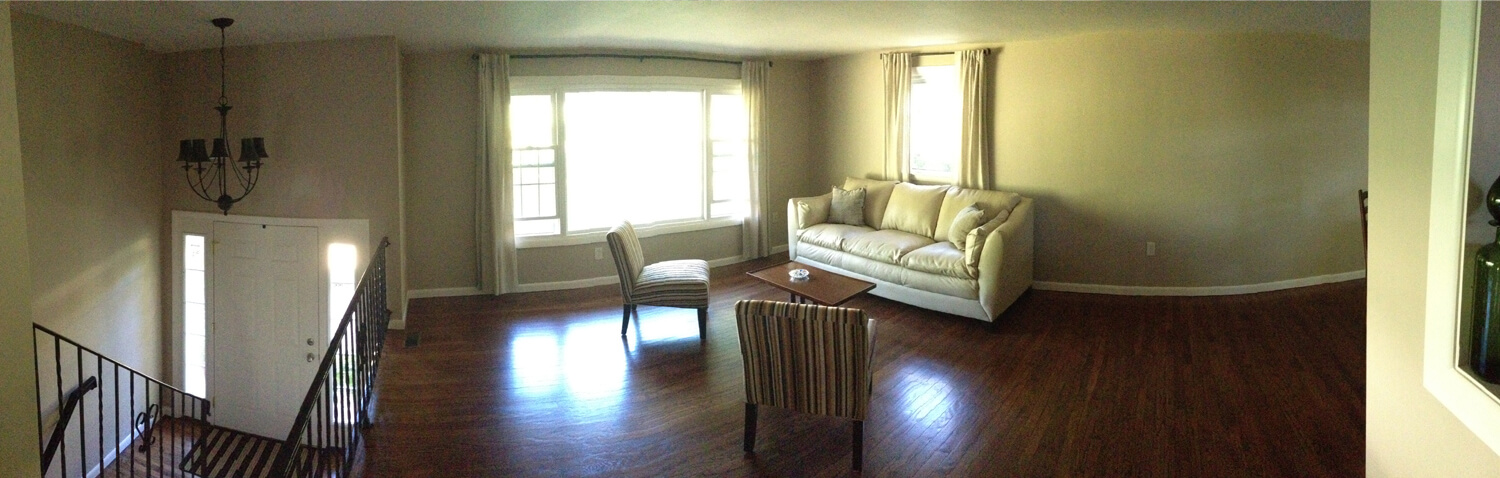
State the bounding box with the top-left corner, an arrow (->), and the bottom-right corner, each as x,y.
741,60 -> 771,259
476,53 -> 517,294
957,49 -> 993,190
882,52 -> 913,182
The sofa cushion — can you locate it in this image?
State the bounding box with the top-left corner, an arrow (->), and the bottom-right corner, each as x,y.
934,188 -> 1023,243
843,178 -> 899,229
798,224 -> 873,251
901,242 -> 971,279
881,183 -> 950,238
828,187 -> 866,226
794,197 -> 829,229
842,229 -> 934,265
947,204 -> 987,250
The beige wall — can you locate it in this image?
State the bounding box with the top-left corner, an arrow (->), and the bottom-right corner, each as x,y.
815,30 -> 1368,288
161,36 -> 406,318
402,51 -> 478,291
400,54 -> 820,291
13,13 -> 165,375
0,4 -> 42,476
1367,2 -> 1500,476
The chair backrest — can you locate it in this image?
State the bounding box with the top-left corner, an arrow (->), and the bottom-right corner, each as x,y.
1359,189 -> 1369,255
606,221 -> 647,293
735,300 -> 874,421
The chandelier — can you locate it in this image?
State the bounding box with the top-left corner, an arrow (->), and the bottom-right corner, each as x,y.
176,17 -> 267,215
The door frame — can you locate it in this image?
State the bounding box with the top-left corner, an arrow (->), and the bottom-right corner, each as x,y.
170,210 -> 369,404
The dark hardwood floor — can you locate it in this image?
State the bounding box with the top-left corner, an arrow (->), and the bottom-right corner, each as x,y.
359,257 -> 1364,477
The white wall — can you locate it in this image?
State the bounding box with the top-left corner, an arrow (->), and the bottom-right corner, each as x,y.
1366,2 -> 1500,475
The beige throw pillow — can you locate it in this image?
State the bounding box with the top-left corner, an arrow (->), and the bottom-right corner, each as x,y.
948,205 -> 986,249
843,178 -> 899,229
828,187 -> 866,226
880,183 -> 950,237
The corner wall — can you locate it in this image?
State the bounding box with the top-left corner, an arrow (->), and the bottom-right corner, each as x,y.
0,3 -> 42,475
13,12 -> 165,377
816,30 -> 1368,289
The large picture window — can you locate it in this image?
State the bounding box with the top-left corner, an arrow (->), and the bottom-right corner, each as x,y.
510,76 -> 748,242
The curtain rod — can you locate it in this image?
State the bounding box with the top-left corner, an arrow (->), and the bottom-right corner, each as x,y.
476,52 -> 768,67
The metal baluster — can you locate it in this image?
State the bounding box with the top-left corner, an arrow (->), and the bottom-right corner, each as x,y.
129,372 -> 135,478
97,355 -> 104,478
56,336 -> 67,478
77,346 -> 86,477
32,329 -> 42,470
114,364 -> 120,478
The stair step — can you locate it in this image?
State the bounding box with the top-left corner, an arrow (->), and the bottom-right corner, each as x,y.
180,425 -> 343,478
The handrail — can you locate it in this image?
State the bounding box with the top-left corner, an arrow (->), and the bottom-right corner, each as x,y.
33,323 -> 203,404
270,237 -> 392,477
34,323 -> 212,477
40,376 -> 96,474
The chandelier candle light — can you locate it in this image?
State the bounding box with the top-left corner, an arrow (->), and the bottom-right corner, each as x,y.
177,17 -> 267,215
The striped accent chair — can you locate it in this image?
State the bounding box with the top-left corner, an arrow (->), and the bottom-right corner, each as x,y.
606,221 -> 711,336
735,299 -> 875,471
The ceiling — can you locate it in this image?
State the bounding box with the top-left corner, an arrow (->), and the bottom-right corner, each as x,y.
12,1 -> 1369,59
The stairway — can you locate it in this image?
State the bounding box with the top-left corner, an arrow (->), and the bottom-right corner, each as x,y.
180,426 -> 343,478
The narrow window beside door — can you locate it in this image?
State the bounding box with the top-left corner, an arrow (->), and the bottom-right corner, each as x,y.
329,243 -> 358,333
184,234 -> 207,398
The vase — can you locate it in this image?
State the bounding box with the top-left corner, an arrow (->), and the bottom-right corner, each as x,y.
1473,228 -> 1500,383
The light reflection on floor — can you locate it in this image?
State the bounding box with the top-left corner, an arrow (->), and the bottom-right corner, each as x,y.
506,307 -> 705,406
890,360 -> 961,431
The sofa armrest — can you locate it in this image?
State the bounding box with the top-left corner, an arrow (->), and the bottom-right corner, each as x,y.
976,198 -> 1034,321
786,193 -> 831,260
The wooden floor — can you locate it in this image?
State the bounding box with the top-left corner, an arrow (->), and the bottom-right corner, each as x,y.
360,257 -> 1364,477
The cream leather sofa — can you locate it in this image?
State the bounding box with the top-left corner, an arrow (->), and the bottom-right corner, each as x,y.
786,178 -> 1033,323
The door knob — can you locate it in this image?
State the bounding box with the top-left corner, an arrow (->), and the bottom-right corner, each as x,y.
306,353 -> 316,363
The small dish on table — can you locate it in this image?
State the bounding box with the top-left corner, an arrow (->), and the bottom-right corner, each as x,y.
789,269 -> 810,281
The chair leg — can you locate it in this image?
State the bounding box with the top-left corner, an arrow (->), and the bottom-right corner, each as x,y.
620,304 -> 633,335
852,420 -> 863,471
743,403 -> 758,453
697,307 -> 708,337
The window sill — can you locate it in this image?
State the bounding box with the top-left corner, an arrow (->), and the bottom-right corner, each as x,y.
515,217 -> 743,249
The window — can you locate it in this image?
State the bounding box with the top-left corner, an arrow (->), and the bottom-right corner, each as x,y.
510,76 -> 748,242
183,234 -> 207,398
908,58 -> 960,182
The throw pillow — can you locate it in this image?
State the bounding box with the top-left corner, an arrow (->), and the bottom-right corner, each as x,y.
881,183 -> 950,237
828,187 -> 867,226
948,204 -> 987,249
843,178 -> 899,229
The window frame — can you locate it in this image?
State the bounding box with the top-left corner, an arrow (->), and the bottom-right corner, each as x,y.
907,54 -> 960,185
509,75 -> 747,249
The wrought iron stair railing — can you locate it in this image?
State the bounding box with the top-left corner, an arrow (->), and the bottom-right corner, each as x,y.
33,322 -> 211,477
269,237 -> 393,478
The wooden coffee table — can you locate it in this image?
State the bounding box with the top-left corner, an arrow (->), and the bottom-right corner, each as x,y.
746,261 -> 876,306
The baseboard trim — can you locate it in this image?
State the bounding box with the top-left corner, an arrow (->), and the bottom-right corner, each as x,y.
1033,270 -> 1366,296
513,255 -> 745,293
771,244 -> 789,254
407,286 -> 483,299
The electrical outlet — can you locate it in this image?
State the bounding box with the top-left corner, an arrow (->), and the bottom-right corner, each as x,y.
1146,242 -> 1157,257
595,247 -> 604,260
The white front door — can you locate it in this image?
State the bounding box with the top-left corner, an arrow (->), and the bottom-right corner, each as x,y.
211,222 -> 322,438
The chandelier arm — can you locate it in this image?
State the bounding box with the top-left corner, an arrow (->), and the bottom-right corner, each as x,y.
183,166 -> 217,203
236,167 -> 261,200
227,158 -> 253,197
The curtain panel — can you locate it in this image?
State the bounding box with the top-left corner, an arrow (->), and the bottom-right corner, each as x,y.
742,60 -> 772,259
476,53 -> 518,294
881,52 -> 913,182
957,49 -> 993,190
